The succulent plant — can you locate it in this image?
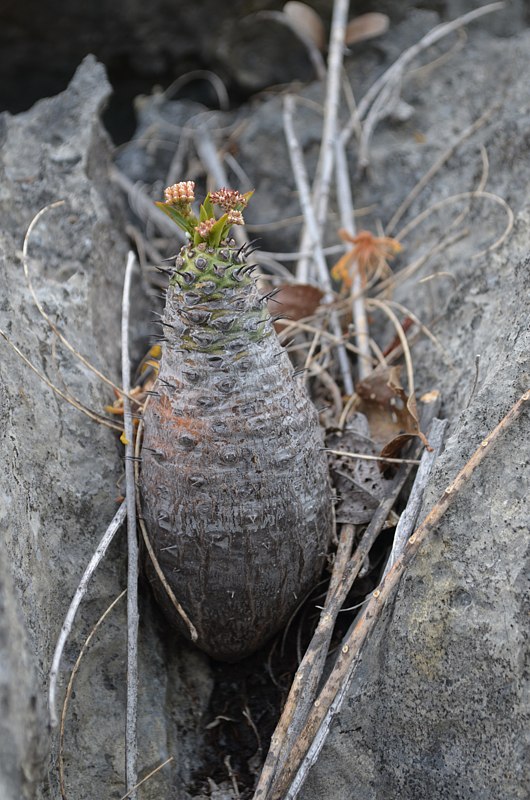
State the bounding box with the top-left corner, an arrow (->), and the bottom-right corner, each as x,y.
139,182 -> 333,661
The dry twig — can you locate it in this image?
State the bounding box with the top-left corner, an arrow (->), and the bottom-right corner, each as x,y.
283,94 -> 354,396
121,252 -> 139,799
271,388 -> 530,800
48,501 -> 127,727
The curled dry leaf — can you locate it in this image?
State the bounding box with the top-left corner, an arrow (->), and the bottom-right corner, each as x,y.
283,1 -> 327,51
267,283 -> 324,331
345,12 -> 390,46
356,366 -> 431,462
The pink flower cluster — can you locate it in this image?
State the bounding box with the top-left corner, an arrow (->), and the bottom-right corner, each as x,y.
210,188 -> 248,212
164,181 -> 195,204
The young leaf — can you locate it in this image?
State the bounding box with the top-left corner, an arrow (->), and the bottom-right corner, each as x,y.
155,202 -> 196,235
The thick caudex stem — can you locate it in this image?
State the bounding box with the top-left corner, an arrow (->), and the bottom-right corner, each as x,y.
140,183 -> 333,661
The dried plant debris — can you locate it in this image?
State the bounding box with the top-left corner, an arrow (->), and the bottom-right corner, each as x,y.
327,413 -> 394,525
357,366 -> 430,460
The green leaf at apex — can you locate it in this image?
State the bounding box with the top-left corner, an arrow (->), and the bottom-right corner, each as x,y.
202,195 -> 215,218
209,213 -> 229,248
155,202 -> 197,235
240,189 -> 255,208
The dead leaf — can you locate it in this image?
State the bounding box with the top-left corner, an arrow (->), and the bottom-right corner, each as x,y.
284,2 -> 326,51
268,283 -> 324,331
345,12 -> 390,45
356,366 -> 431,462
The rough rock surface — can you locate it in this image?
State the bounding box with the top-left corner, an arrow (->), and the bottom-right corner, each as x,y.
2,4 -> 529,800
299,23 -> 530,800
0,57 -> 212,799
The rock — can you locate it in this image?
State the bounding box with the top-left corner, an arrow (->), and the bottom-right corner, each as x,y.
298,24 -> 530,800
0,56 -> 212,799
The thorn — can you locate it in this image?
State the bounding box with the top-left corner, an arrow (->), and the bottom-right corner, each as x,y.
161,254 -> 179,262
316,404 -> 330,413
292,367 -> 309,377
260,288 -> 283,304
155,266 -> 174,275
271,314 -> 291,324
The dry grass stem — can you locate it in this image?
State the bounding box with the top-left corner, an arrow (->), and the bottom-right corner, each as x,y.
163,68 -> 229,109
341,3 -> 504,162
271,388 -> 529,800
375,228 -> 468,296
59,590 -> 127,800
385,107 -> 495,234
296,0 -> 350,280
111,167 -> 186,239
0,330 -> 123,431
335,134 -> 372,380
283,93 -> 354,395
121,252 -> 140,799
325,449 -> 421,466
394,190 -> 513,255
118,757 -> 174,800
256,439 -> 424,800
367,298 -> 415,399
384,299 -> 450,362
384,416 -> 447,575
134,418 -> 199,641
252,524 -> 355,800
22,202 -> 136,401
48,501 -> 127,728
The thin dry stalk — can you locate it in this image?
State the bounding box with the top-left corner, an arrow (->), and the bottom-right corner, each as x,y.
134,418 -> 199,641
374,228 -> 468,296
279,319 -> 365,360
59,590 -> 127,800
118,757 -> 174,800
325,449 -> 421,466
384,299 -> 450,362
0,330 -> 123,431
255,450 -> 419,800
341,3 -> 504,160
394,190 -> 513,252
22,202 -> 135,400
111,167 -> 186,239
163,68 -> 229,109
385,107 -> 495,234
272,388 -> 530,800
283,94 -> 354,396
367,298 -> 415,399
384,417 -> 448,574
48,501 -> 127,727
296,0 -> 350,280
252,524 -> 355,800
335,134 -> 372,380
121,252 -> 140,799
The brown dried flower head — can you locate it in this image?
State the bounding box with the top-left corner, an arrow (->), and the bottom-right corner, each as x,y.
210,188 -> 249,212
165,181 -> 195,204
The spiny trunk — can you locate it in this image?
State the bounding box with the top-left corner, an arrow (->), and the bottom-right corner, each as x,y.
139,189 -> 333,661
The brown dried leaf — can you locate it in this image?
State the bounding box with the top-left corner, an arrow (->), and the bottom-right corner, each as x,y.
284,1 -> 327,51
357,366 -> 430,459
268,283 -> 324,331
345,12 -> 390,46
